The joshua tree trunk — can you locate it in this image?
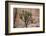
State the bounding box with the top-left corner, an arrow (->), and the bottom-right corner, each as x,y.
25,17 -> 30,27
25,16 -> 28,27
25,19 -> 27,27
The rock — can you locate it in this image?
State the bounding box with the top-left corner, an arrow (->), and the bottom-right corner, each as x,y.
15,19 -> 26,28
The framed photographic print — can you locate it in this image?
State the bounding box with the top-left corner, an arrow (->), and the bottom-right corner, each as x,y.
5,1 -> 45,35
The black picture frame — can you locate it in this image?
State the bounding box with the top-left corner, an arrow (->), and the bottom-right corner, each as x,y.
5,1 -> 45,35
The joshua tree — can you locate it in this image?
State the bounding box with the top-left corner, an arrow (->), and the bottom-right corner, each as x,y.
20,10 -> 32,27
24,11 -> 32,27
